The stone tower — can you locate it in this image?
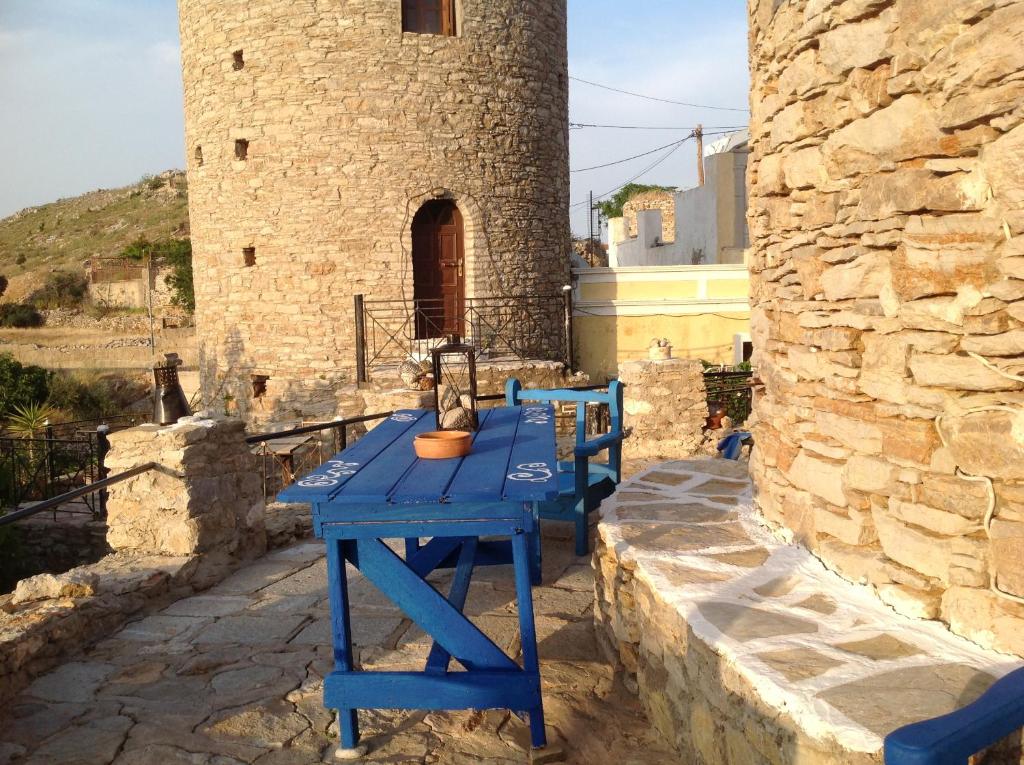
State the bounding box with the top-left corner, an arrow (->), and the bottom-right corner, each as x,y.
178,0 -> 570,418
748,0 -> 1024,655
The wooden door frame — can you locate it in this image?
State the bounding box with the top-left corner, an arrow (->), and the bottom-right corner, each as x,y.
411,200 -> 466,340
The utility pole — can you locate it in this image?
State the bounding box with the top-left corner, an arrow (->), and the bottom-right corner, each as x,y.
146,250 -> 156,359
588,190 -> 595,245
695,124 -> 705,186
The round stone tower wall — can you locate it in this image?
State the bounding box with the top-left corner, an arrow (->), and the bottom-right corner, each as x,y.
178,0 -> 570,418
748,0 -> 1024,655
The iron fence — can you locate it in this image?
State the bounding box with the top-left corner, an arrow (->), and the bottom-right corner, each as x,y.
704,368 -> 756,427
0,415 -> 141,519
247,412 -> 394,502
355,293 -> 570,382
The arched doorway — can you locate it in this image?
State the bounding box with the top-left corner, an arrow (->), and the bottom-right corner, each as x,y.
412,200 -> 465,340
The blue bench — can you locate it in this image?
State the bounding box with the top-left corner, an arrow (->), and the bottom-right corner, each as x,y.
884,666 -> 1024,764
504,379 -> 626,556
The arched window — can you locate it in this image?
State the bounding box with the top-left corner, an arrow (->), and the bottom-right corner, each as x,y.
402,0 -> 457,36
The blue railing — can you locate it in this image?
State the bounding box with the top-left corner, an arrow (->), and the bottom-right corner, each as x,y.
884,666 -> 1024,764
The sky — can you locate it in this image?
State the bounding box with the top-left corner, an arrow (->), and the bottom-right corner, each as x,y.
0,1 -> 750,236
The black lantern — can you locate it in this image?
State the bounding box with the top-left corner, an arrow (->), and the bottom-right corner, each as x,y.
431,338 -> 478,432
153,353 -> 192,425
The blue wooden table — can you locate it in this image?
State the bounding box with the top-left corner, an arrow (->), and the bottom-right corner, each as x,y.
279,405 -> 558,758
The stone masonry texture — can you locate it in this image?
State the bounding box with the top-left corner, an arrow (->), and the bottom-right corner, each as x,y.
105,418 -> 266,580
618,358 -> 708,460
623,190 -> 676,243
748,0 -> 1024,655
178,0 -> 571,418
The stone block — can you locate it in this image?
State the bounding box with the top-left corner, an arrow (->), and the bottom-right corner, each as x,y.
909,353 -> 1024,391
989,519 -> 1024,598
786,450 -> 848,508
11,570 -> 98,605
845,455 -> 897,494
942,409 -> 1024,481
888,498 -> 979,537
872,506 -> 952,584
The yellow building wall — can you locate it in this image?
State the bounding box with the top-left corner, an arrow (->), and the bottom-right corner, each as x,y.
573,268 -> 751,382
575,312 -> 749,382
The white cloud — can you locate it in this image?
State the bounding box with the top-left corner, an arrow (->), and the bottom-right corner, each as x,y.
148,40 -> 181,68
0,28 -> 35,52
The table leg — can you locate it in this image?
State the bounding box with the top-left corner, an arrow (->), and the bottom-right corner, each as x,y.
512,531 -> 547,749
530,501 -> 542,586
327,538 -> 366,758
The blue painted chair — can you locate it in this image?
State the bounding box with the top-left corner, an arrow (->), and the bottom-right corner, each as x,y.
884,666 -> 1024,764
504,379 -> 626,557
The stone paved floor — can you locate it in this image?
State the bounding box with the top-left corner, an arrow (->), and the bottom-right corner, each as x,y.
0,526 -> 677,765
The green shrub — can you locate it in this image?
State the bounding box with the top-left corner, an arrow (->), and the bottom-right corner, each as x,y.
27,271 -> 88,310
0,304 -> 44,328
117,237 -> 194,312
0,275 -> 7,299
595,183 -> 677,220
15,254 -> 26,266
120,236 -> 151,261
46,371 -> 115,421
163,239 -> 194,312
0,353 -> 50,417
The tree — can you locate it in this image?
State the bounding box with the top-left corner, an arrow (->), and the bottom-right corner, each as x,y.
0,354 -> 50,418
161,239 -> 195,312
27,271 -> 88,310
120,237 -> 194,311
0,304 -> 44,328
595,183 -> 676,221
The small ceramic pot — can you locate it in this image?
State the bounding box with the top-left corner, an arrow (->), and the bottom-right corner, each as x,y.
414,431 -> 472,460
649,345 -> 672,360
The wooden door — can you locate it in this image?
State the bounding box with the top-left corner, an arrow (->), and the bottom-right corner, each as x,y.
412,201 -> 464,340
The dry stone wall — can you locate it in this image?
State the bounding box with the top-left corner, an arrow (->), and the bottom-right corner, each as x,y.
623,191 -> 676,243
619,358 -> 708,460
748,0 -> 1024,654
179,0 -> 570,419
105,417 -> 266,586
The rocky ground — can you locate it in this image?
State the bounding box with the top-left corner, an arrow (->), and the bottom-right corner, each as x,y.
0,526 -> 677,765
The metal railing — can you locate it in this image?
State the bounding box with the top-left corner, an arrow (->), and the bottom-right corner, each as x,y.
0,462 -> 156,528
0,416 -> 140,518
246,412 -> 395,501
355,292 -> 572,382
704,368 -> 756,427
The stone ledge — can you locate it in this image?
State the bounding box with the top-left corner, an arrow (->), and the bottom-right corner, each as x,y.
595,459 -> 1023,764
0,506 -> 313,707
0,554 -> 196,705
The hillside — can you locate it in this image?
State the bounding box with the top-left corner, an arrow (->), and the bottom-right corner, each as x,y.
0,171 -> 189,302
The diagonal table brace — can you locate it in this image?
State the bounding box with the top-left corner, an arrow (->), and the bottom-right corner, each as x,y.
425,537 -> 478,675
405,536 -> 465,578
348,538 -> 518,673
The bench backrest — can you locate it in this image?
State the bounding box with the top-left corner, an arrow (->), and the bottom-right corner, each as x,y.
504,379 -> 624,448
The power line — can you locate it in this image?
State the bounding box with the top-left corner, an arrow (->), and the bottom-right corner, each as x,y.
570,138 -> 690,210
571,122 -> 748,131
572,134 -> 693,173
570,76 -> 749,113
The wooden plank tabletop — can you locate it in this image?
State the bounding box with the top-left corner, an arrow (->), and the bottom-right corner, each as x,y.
278,406 -> 557,507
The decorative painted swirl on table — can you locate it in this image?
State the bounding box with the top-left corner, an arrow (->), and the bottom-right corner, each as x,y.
297,460 -> 360,488
524,407 -> 551,425
507,462 -> 553,483
390,413 -> 417,423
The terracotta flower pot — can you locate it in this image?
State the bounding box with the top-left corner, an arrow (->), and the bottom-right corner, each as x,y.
414,431 -> 472,460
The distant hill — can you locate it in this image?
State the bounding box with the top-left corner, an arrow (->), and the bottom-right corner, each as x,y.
0,171 -> 189,302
